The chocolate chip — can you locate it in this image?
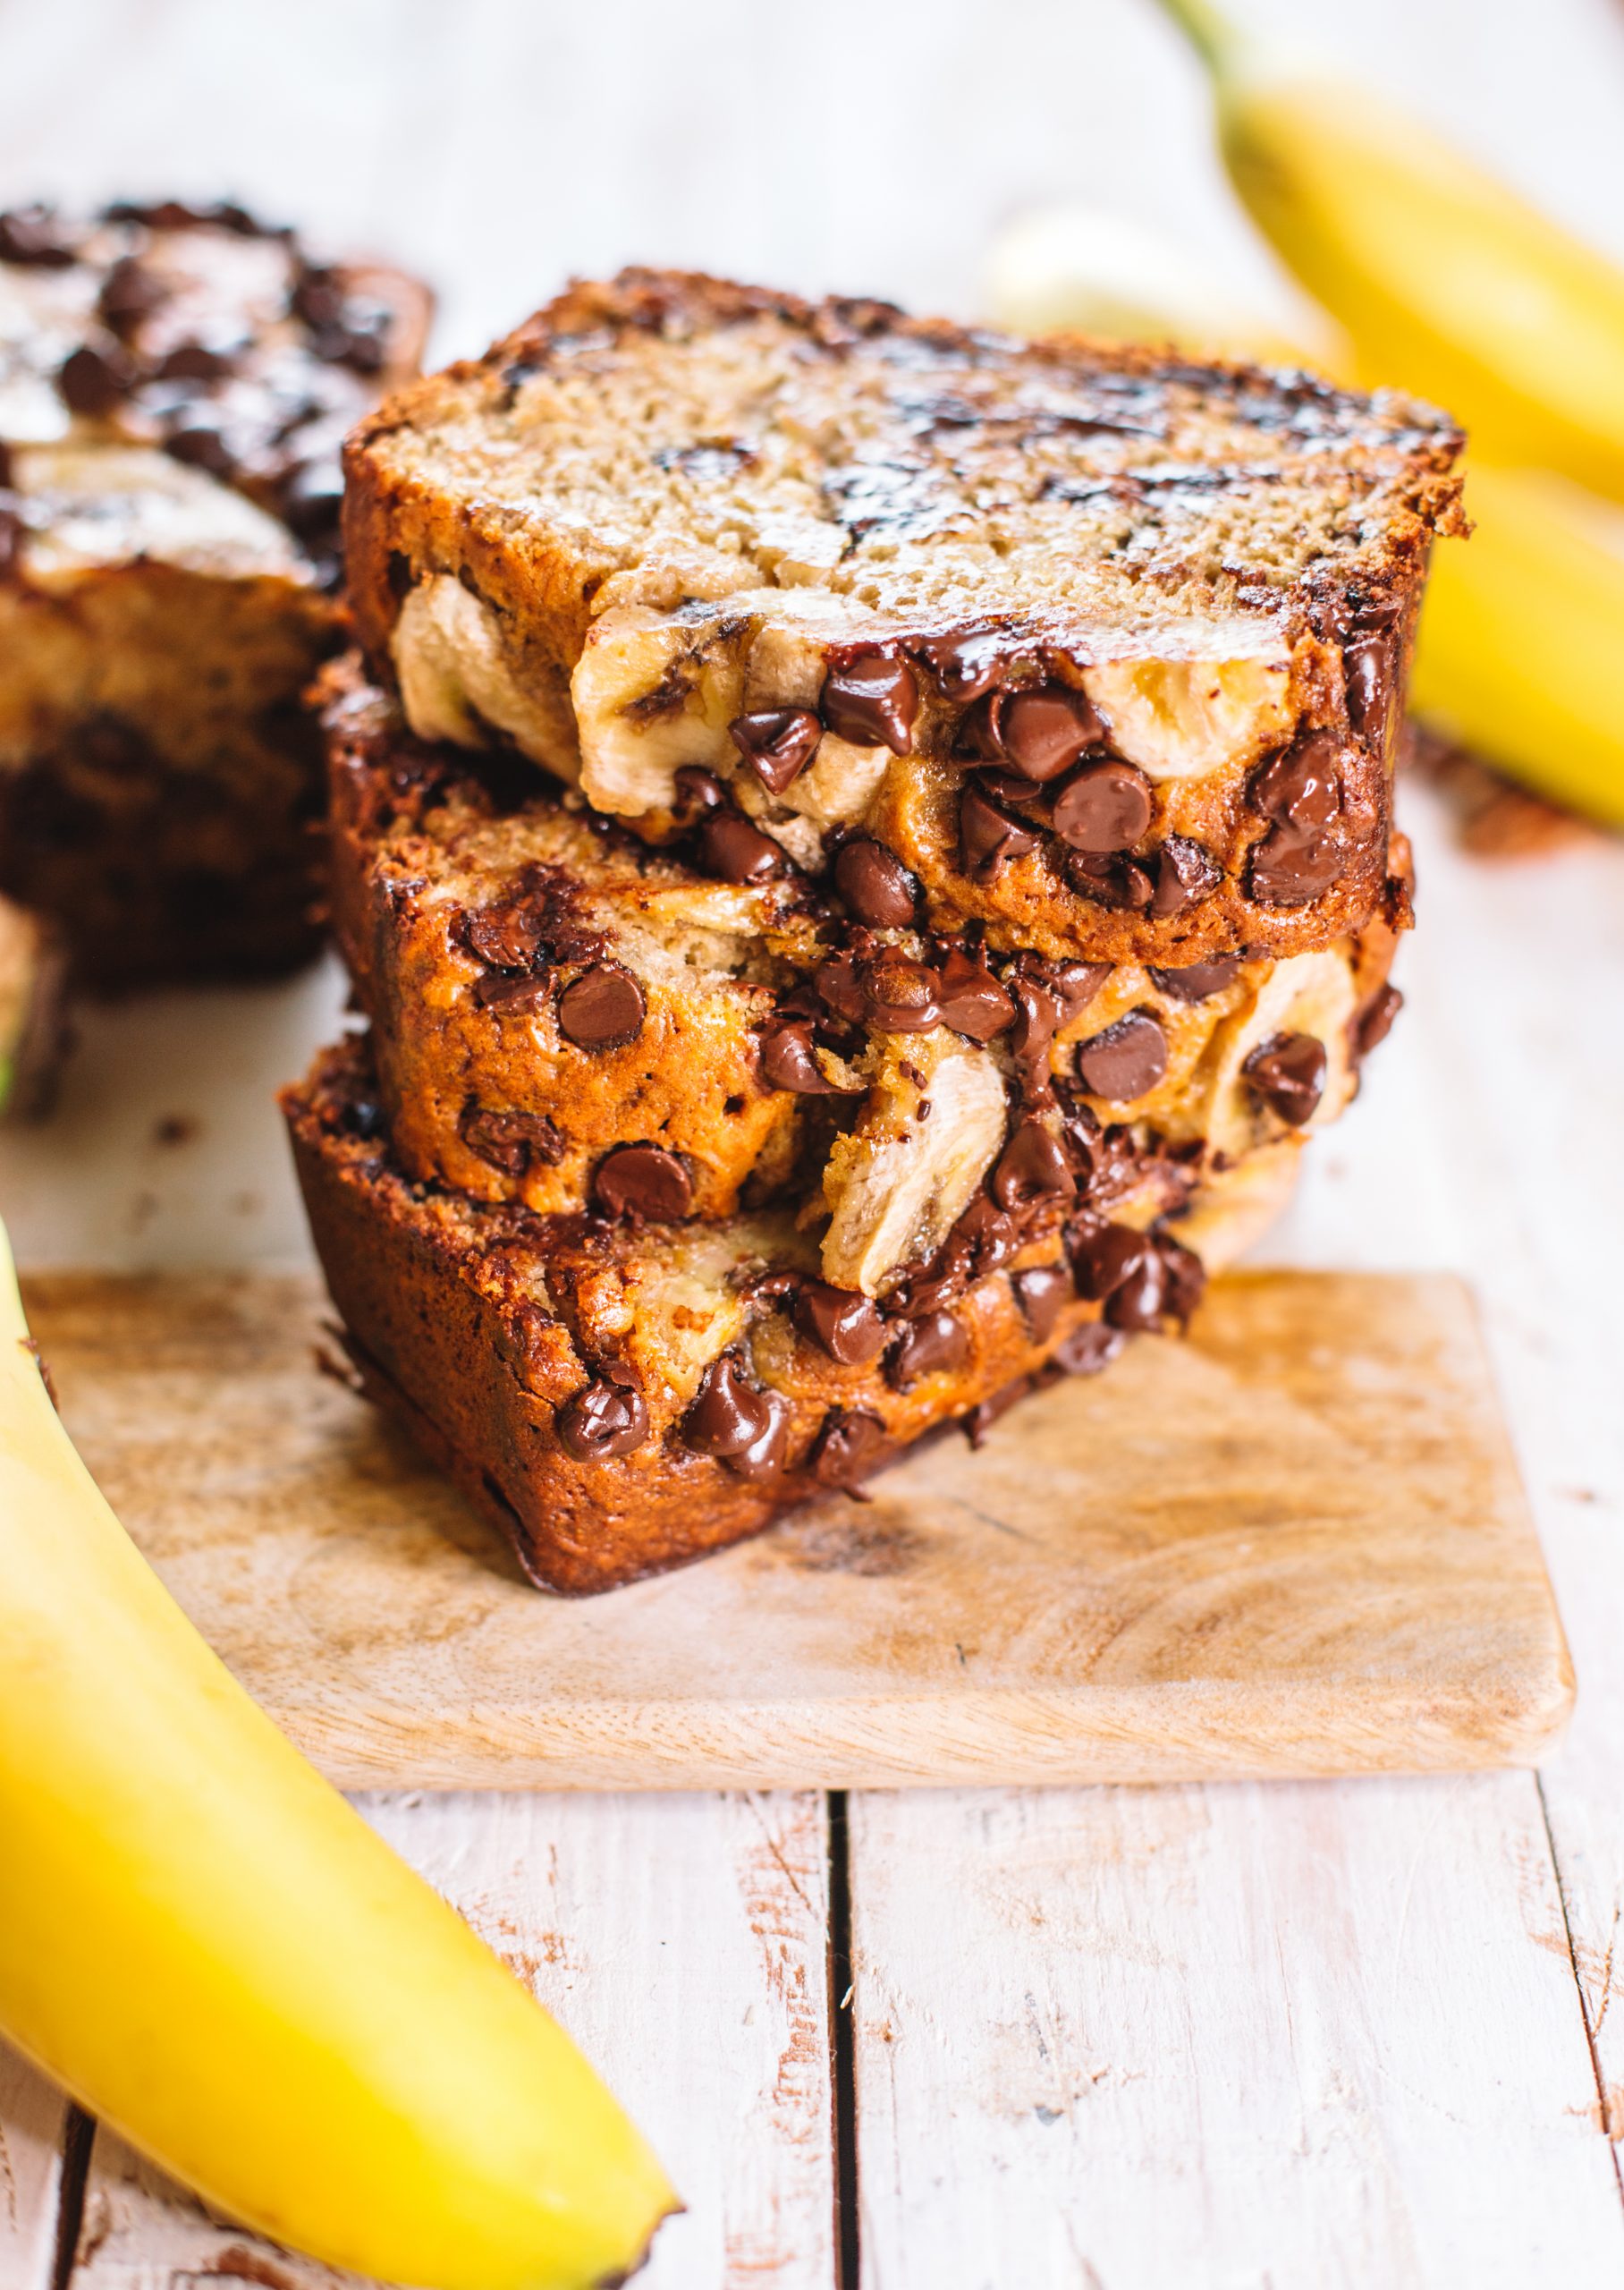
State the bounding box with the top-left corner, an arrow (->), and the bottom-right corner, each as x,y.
1013,1264 -> 1073,1342
1344,630 -> 1393,748
0,504 -> 22,580
163,416 -> 238,480
682,1355 -> 772,1457
888,1309 -> 968,1389
1071,1223 -> 1152,1302
814,954 -> 869,1026
1354,983 -> 1403,1060
1051,759 -> 1154,853
760,1020 -> 850,1094
0,205 -> 77,266
593,1143 -> 692,1220
672,764 -> 727,819
796,1281 -> 887,1365
1243,1032 -> 1328,1126
960,787 -> 1040,875
811,1407 -> 887,1488
1046,960 -> 1112,1023
1053,1321 -> 1125,1376
913,624 -> 1017,700
473,972 -> 550,1012
698,811 -> 784,883
1149,835 -> 1221,918
1148,955 -> 1243,1003
556,1378 -> 649,1462
862,953 -> 940,1032
822,654 -> 918,753
834,839 -> 918,929
730,708 -> 822,793
57,339 -> 139,415
1105,1249 -> 1167,1333
952,1194 -> 1019,1276
1067,851 -> 1155,911
972,767 -> 1045,806
1007,968 -> 1062,1067
991,1119 -> 1076,1213
556,963 -> 646,1048
1156,1234 -> 1206,1326
1076,1010 -> 1168,1101
465,893 -> 547,971
935,948 -> 1015,1041
726,1391 -> 792,1480
459,1106 -> 565,1175
97,255 -> 166,337
1252,730 -> 1343,830
158,337 -> 239,382
977,683 -> 1104,782
1249,822 -> 1344,905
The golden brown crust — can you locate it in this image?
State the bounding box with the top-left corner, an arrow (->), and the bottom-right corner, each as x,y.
284,1032 -> 1272,1594
343,268 -> 1459,969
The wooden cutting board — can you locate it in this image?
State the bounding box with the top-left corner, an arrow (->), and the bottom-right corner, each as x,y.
21,1268 -> 1571,1789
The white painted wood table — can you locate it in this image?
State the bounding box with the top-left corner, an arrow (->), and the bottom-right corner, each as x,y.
3,0 -> 1624,2280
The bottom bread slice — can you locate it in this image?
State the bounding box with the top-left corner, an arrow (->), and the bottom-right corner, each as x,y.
283,1033 -> 1299,1595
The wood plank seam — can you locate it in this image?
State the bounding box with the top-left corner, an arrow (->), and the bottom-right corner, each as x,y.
49,2108 -> 93,2290
1536,1773 -> 1624,2207
827,1792 -> 860,2290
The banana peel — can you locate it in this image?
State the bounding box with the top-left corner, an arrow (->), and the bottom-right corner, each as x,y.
1159,0 -> 1624,504
0,1221 -> 677,2290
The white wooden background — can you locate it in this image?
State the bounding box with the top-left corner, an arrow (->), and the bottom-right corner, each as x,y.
3,1 -> 1624,2283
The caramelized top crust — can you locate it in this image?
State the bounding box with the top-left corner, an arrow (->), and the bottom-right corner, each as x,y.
348,265 -> 1463,653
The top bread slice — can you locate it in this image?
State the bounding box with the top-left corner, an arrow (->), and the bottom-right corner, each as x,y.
345,269 -> 1462,967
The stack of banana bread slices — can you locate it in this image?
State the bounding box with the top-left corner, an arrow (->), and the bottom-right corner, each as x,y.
283,270 -> 1463,1594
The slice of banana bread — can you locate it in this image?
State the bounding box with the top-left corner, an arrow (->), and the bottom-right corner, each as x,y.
283,1031 -> 1301,1593
326,660 -> 1404,1295
345,268 -> 1461,969
0,199 -> 430,985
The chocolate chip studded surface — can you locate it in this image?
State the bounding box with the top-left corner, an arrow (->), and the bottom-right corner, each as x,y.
2,198 -> 428,586
351,268 -> 1460,968
286,1031 -> 1314,1593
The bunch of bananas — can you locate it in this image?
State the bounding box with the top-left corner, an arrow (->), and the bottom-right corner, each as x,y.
0,1219 -> 676,2289
992,0 -> 1624,829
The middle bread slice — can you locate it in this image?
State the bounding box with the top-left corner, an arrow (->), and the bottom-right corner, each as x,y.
325,658 -> 1405,1302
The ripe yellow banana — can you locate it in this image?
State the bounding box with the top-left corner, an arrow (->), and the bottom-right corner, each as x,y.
0,1223 -> 676,2290
1160,0 -> 1624,504
1410,463 -> 1624,828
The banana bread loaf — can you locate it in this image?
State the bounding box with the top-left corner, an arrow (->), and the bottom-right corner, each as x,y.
0,199 -> 430,985
326,658 -> 1405,1294
344,268 -> 1461,970
283,1031 -> 1304,1593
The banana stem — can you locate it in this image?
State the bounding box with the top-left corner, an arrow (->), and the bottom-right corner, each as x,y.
1155,0 -> 1243,76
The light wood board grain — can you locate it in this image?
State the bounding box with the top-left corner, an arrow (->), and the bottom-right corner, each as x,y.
0,2040 -> 76,2290
66,1793 -> 835,2290
846,1776 -> 1624,2290
21,1266 -> 1571,1792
